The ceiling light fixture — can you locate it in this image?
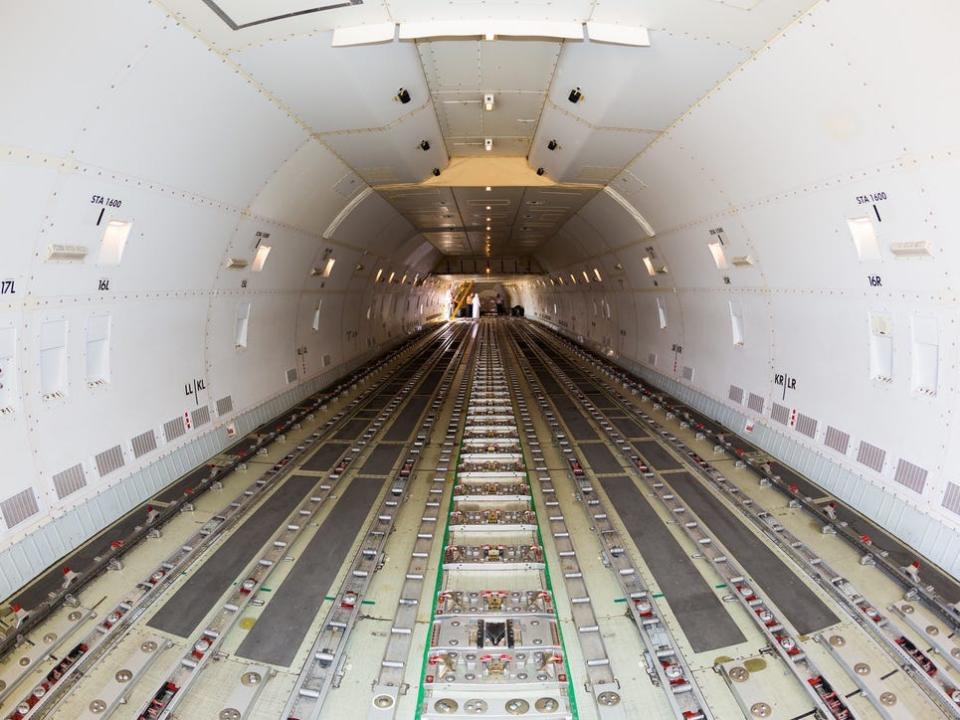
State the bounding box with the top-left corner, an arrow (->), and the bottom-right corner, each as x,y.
397,87 -> 411,104
485,205 -> 491,210
547,139 -> 558,151
432,168 -> 441,176
419,140 -> 430,151
484,93 -> 495,111
485,31 -> 495,41
568,87 -> 582,104
485,186 -> 492,192
536,167 -> 545,176
484,138 -> 493,152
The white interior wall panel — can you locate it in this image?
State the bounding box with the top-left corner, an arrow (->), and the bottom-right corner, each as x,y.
232,32 -> 433,135
248,140 -> 364,237
526,0 -> 960,555
547,34 -> 748,132
72,24 -> 308,207
0,1 -> 164,157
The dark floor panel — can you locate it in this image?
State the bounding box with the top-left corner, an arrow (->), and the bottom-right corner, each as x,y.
768,462 -> 960,604
154,465 -> 213,504
416,371 -> 446,394
364,395 -> 391,410
580,442 -> 623,474
148,475 -> 318,638
384,396 -> 429,441
13,504 -> 150,609
610,417 -> 648,439
599,476 -> 745,652
301,443 -> 349,472
333,418 -> 368,441
586,392 -> 619,410
668,472 -> 839,635
359,444 -> 403,476
236,476 -> 388,666
551,398 -> 598,441
633,439 -> 683,471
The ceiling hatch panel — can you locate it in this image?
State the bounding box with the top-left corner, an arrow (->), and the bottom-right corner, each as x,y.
329,191 -> 415,253
418,39 -> 561,93
551,34 -> 749,131
233,31 -> 432,134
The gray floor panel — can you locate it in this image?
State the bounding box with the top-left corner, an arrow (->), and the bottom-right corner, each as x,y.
385,396 -> 429,441
610,417 -> 648,439
148,475 -> 318,638
301,442 -> 349,472
598,476 -> 745,652
579,442 -> 623,474
667,472 -> 839,635
235,476 -> 389,666
633,439 -> 683,470
333,418 -> 368,441
552,399 -> 598,440
359,444 -> 403,476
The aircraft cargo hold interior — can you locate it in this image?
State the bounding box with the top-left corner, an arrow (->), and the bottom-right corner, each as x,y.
1,2 -> 959,719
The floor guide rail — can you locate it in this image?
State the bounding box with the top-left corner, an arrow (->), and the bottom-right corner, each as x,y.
539,323 -> 960,632
416,322 -> 577,720
284,325 -> 471,720
134,325 -> 467,720
524,323 -> 960,718
0,326 -> 450,720
0,324 -> 443,662
511,324 -> 862,720
503,329 -> 712,720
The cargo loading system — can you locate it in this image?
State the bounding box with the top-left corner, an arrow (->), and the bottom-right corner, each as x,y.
0,318 -> 957,720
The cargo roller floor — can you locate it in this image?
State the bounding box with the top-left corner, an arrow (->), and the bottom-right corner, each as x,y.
598,476 -> 746,652
235,475 -> 389,666
667,472 -> 839,635
148,474 -> 318,637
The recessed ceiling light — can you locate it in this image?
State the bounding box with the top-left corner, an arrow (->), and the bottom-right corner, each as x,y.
485,186 -> 492,192
485,205 -> 491,210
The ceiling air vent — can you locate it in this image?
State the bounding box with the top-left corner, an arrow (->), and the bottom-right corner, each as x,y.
795,413 -> 818,439
52,464 -> 86,500
286,368 -> 298,384
824,426 -> 850,454
728,385 -> 744,404
216,395 -> 234,416
747,393 -> 764,413
164,416 -> 186,442
856,441 -> 886,473
770,402 -> 790,425
226,258 -> 249,270
95,445 -> 125,477
893,459 -> 927,493
131,429 -> 157,459
1,488 -> 39,528
942,482 -> 960,516
46,244 -> 88,262
191,405 -> 211,428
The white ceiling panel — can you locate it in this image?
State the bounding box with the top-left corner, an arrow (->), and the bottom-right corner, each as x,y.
330,190 -> 415,254
551,34 -> 748,131
249,139 -> 358,235
233,31 -> 432,133
323,106 -> 449,184
389,0 -> 594,24
530,107 -> 657,183
576,191 -> 652,248
589,0 -> 820,51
